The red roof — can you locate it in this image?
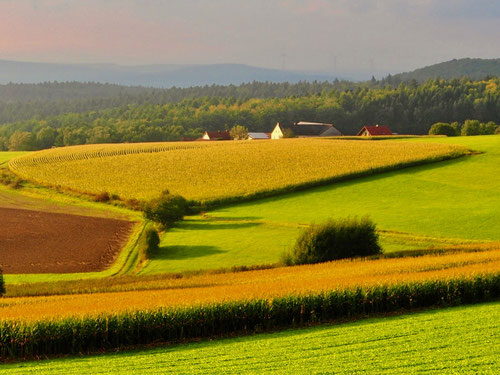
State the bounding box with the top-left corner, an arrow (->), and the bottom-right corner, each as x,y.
357,125 -> 393,136
204,131 -> 231,140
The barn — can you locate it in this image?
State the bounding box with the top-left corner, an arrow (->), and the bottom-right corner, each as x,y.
357,125 -> 393,136
271,121 -> 343,139
201,131 -> 232,141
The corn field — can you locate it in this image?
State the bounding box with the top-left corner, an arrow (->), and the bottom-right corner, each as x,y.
9,139 -> 466,203
0,274 -> 498,359
1,248 -> 499,322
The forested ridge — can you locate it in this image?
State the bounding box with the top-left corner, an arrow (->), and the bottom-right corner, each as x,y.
1,77 -> 499,150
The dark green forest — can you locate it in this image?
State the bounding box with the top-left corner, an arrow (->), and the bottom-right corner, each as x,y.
1,77 -> 499,150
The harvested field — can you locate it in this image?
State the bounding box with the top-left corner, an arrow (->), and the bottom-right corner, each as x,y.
0,207 -> 133,274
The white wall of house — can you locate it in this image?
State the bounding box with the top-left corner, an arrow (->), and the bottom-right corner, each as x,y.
271,123 -> 284,139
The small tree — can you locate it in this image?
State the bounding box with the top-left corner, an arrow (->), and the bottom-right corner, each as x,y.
230,125 -> 249,140
0,268 -> 5,296
282,128 -> 296,138
428,122 -> 457,137
461,119 -> 481,136
480,121 -> 498,135
143,191 -> 188,228
283,216 -> 382,265
138,226 -> 160,263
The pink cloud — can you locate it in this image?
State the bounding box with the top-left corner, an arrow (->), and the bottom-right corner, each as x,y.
0,1 -> 219,63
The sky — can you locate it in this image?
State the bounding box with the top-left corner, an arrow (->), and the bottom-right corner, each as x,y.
0,0 -> 499,76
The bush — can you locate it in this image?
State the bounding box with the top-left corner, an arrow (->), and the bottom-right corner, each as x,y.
0,268 -> 4,296
461,119 -> 481,136
143,190 -> 188,227
428,122 -> 457,136
284,216 -> 382,265
138,226 -> 160,263
495,126 -> 500,135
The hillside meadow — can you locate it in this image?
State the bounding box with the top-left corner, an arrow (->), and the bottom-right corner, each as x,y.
141,135 -> 499,275
1,302 -> 498,374
9,138 -> 465,203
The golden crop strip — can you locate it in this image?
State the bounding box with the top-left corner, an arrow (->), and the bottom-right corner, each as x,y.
2,249 -> 499,322
9,139 -> 465,202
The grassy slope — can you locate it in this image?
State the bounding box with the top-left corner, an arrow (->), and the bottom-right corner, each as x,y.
2,302 -> 498,374
0,151 -> 28,165
143,135 -> 499,274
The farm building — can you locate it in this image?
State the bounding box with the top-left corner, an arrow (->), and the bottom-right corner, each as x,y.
201,131 -> 232,141
247,132 -> 270,140
357,125 -> 393,136
271,122 -> 342,139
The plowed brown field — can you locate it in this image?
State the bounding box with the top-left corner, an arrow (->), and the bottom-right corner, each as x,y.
0,207 -> 133,274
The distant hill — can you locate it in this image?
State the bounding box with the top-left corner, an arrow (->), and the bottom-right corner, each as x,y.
392,58 -> 500,82
0,60 -> 336,87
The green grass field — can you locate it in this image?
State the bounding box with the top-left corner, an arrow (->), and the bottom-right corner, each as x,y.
0,151 -> 28,166
141,135 -> 499,274
2,302 -> 498,374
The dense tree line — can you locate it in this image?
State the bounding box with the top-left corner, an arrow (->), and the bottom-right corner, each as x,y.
1,77 -> 499,151
0,80 -> 361,124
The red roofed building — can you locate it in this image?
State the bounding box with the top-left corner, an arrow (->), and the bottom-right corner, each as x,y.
357,125 -> 393,136
201,130 -> 232,141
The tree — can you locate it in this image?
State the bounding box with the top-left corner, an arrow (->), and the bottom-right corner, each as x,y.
229,124 -> 249,140
428,122 -> 457,136
282,128 -> 296,138
9,131 -> 35,151
36,127 -> 57,149
143,191 -> 188,228
461,119 -> 481,136
480,121 -> 498,135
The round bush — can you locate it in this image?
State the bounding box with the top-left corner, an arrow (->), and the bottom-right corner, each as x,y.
428,122 -> 457,136
284,216 -> 382,265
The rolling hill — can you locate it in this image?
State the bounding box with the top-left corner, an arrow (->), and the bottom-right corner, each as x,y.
0,60 -> 336,87
392,58 -> 500,82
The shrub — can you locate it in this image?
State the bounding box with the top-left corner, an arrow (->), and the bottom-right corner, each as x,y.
461,119 -> 481,136
480,121 -> 498,135
495,126 -> 500,135
0,268 -> 4,296
143,190 -> 188,227
138,226 -> 160,263
284,216 -> 382,265
428,122 -> 457,136
229,124 -> 249,140
93,191 -> 110,202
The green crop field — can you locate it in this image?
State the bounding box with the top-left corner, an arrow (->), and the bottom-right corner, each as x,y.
140,135 -> 499,275
2,302 -> 498,374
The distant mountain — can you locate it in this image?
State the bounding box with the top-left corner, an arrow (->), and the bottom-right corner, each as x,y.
392,58 -> 500,82
0,60 -> 336,87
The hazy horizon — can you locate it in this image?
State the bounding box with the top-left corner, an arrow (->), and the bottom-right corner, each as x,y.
1,0 -> 499,77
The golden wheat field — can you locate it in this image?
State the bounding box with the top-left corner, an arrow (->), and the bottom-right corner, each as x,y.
2,249 -> 499,322
9,139 -> 466,202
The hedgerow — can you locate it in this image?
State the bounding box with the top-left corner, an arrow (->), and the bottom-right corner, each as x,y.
0,274 -> 498,360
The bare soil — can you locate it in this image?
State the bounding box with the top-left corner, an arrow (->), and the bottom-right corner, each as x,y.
0,207 -> 134,274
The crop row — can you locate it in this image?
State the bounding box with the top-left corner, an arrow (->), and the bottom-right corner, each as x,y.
9,141 -> 216,168
2,248 -> 499,321
0,274 -> 498,360
8,139 -> 467,202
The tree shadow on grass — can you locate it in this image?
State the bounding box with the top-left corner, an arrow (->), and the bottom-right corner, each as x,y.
175,220 -> 262,231
153,245 -> 226,260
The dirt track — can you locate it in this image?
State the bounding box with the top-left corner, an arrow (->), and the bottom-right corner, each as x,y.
0,207 -> 133,274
